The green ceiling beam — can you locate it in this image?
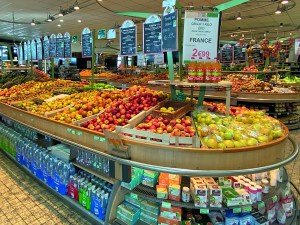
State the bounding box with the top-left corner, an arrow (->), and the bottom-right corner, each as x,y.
116,12 -> 153,18
215,0 -> 249,11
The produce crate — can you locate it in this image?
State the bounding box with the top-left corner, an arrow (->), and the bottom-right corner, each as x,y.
72,109 -> 106,126
116,116 -> 200,147
10,98 -> 44,111
44,104 -> 74,117
152,100 -> 193,119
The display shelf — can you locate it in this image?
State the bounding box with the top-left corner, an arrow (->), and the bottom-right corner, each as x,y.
0,149 -> 105,225
286,122 -> 300,130
112,218 -> 149,225
72,162 -> 115,184
221,70 -> 281,75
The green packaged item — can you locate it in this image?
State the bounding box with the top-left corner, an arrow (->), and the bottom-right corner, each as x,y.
116,211 -> 138,225
125,194 -> 142,208
222,187 -> 243,206
122,167 -> 144,190
142,170 -> 159,188
140,211 -> 158,225
117,201 -> 141,221
140,200 -> 159,215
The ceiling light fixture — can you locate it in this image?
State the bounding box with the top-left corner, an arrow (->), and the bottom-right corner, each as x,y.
58,7 -> 64,17
280,23 -> 283,27
47,16 -> 52,22
60,19 -> 64,22
74,1 -> 80,10
77,19 -> 82,23
57,24 -> 61,27
236,12 -> 242,20
281,0 -> 289,4
30,19 -> 35,26
275,5 -> 282,14
97,0 -> 103,1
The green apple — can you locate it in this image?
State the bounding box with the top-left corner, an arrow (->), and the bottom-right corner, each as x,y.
257,135 -> 268,143
223,140 -> 235,148
206,138 -> 218,148
224,130 -> 234,140
247,138 -> 258,146
217,142 -> 226,149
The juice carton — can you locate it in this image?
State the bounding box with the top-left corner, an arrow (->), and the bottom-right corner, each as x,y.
159,173 -> 169,185
191,185 -> 208,207
204,180 -> 217,186
222,187 -> 243,206
218,177 -> 232,187
156,185 -> 168,199
202,177 -> 215,182
168,184 -> 181,201
168,174 -> 181,185
209,185 -> 222,208
160,206 -> 182,221
158,216 -> 180,225
236,189 -> 252,205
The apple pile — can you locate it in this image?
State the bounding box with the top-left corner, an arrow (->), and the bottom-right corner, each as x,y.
204,101 -> 249,116
194,110 -> 285,149
81,92 -> 165,132
135,115 -> 195,137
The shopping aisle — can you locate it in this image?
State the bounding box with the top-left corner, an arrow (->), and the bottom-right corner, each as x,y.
0,151 -> 93,225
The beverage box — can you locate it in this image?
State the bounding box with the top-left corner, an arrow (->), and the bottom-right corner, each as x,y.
209,185 -> 222,208
222,187 -> 243,207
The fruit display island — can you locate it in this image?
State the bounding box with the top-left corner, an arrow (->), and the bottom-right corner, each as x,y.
0,78 -> 296,171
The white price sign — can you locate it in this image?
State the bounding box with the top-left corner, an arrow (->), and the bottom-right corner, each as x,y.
183,11 -> 220,63
137,52 -> 145,66
295,38 -> 300,56
154,53 -> 164,65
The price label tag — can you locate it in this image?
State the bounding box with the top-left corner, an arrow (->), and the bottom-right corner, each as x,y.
99,137 -> 106,142
67,128 -> 72,133
233,208 -> 242,214
162,202 -> 171,209
200,209 -> 209,214
243,206 -> 252,213
130,193 -> 138,199
272,195 -> 278,203
258,201 -> 265,209
71,130 -> 76,135
94,136 -> 100,141
77,131 -> 83,136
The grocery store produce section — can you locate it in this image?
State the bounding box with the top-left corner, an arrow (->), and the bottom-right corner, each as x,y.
0,74 -> 298,225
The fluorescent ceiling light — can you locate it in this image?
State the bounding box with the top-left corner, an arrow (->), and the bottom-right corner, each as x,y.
275,5 -> 282,14
30,19 -> 35,26
236,12 -> 242,20
74,1 -> 80,10
281,0 -> 289,4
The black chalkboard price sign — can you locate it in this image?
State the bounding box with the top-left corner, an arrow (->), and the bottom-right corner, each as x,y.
64,32 -> 72,58
49,34 -> 56,58
27,40 -> 31,60
234,46 -> 245,61
120,26 -> 137,56
162,9 -> 177,51
252,47 -> 263,64
81,27 -> 92,58
221,44 -> 233,62
143,21 -> 162,54
24,43 -> 28,61
43,36 -> 50,60
56,33 -> 64,58
31,40 -> 37,60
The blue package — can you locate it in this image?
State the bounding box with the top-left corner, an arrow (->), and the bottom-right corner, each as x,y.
225,211 -> 239,225
239,213 -> 253,225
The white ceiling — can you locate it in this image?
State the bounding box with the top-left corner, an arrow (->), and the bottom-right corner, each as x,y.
0,0 -> 299,52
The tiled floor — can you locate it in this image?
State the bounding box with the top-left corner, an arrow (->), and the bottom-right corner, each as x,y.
0,151 -> 93,225
0,133 -> 299,225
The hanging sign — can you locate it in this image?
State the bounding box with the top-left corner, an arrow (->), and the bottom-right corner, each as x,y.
221,44 -> 233,62
43,36 -> 50,60
18,43 -> 23,64
162,6 -> 178,51
24,42 -> 28,61
56,33 -> 64,58
183,11 -> 221,63
64,32 -> 72,58
295,38 -> 300,55
27,40 -> 32,60
143,14 -> 162,54
49,34 -> 56,58
162,0 -> 176,7
252,46 -> 263,64
120,20 -> 137,56
36,38 -> 43,60
81,27 -> 93,58
234,45 -> 246,61
154,53 -> 164,65
137,52 -> 145,66
97,29 -> 106,39
107,29 -> 116,39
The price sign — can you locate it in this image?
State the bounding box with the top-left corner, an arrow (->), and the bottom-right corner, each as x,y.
258,201 -> 265,209
233,207 -> 242,213
27,40 -> 31,60
295,38 -> 300,55
200,208 -> 209,214
49,34 -> 56,58
81,27 -> 93,58
36,38 -> 43,60
242,206 -> 252,213
43,36 -> 50,60
272,195 -> 278,203
183,11 -> 221,63
97,29 -> 106,39
234,45 -> 246,61
143,14 -> 162,54
252,47 -> 263,64
64,32 -> 72,58
162,202 -> 171,209
161,7 -> 178,51
18,43 -> 23,63
221,44 -> 233,62
154,53 -> 164,65
130,193 -> 138,199
56,33 -> 64,58
120,20 -> 137,56
31,40 -> 37,60
104,129 -> 130,159
107,29 -> 116,39
137,52 -> 145,66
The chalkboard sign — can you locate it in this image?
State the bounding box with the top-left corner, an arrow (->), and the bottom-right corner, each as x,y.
43,36 -> 50,59
221,44 -> 233,62
64,32 -> 72,58
31,40 -> 37,60
49,34 -> 56,58
56,33 -> 64,58
81,27 -> 92,58
36,38 -> 43,60
162,8 -> 177,51
120,25 -> 137,56
234,46 -> 246,61
24,42 -> 28,61
18,44 -> 23,64
27,40 -> 32,60
143,15 -> 162,54
252,47 -> 263,64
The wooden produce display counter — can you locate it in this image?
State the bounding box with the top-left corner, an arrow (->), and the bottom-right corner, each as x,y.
0,101 -> 290,171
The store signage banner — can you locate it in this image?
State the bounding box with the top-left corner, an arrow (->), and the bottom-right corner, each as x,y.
97,29 -> 106,39
56,33 -> 64,58
221,44 -> 233,63
143,14 -> 162,55
137,52 -> 145,66
43,36 -> 50,60
64,32 -> 72,58
49,34 -> 57,58
27,40 -> 32,60
182,11 -> 221,63
18,43 -> 23,64
36,39 -> 43,60
107,29 -> 116,39
31,40 -> 37,60
154,53 -> 164,65
81,27 -> 93,58
161,7 -> 178,51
